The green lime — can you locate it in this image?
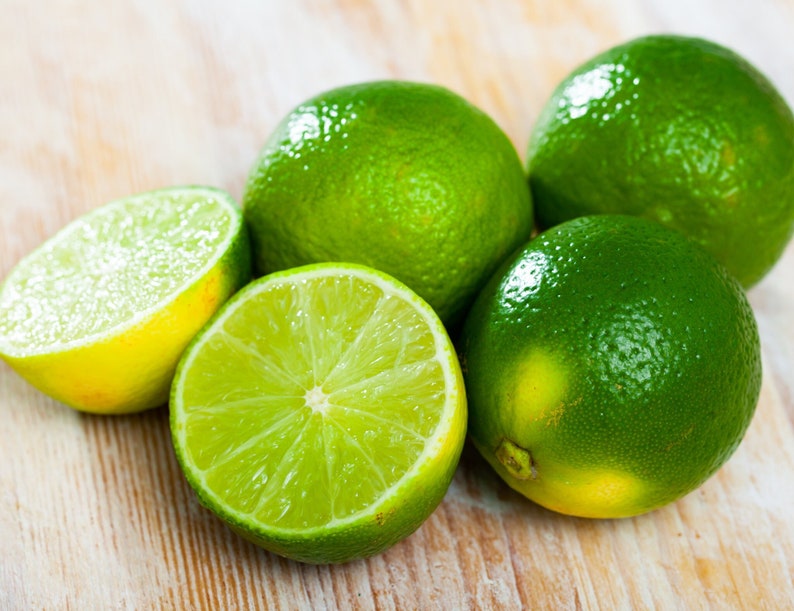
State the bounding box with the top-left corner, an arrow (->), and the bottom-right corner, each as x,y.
460,214 -> 761,518
0,186 -> 251,414
170,263 -> 467,564
242,80 -> 533,327
527,34 -> 794,287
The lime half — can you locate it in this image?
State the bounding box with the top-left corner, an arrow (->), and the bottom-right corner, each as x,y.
170,263 -> 467,564
0,186 -> 251,413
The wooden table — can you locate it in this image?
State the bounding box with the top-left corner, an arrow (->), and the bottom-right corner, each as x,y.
2,1 -> 793,608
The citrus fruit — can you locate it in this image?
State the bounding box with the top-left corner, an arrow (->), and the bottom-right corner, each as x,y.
169,262 -> 467,564
242,80 -> 533,327
0,186 -> 251,414
460,214 -> 762,518
527,34 -> 794,287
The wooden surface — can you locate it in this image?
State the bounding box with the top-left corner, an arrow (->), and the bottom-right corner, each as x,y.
2,1 -> 793,609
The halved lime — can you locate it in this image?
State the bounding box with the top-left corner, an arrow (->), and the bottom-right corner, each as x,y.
0,186 -> 251,413
169,263 -> 467,564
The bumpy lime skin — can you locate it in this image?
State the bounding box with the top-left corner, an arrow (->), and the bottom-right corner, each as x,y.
528,35 -> 794,287
242,80 -> 533,327
460,215 -> 762,516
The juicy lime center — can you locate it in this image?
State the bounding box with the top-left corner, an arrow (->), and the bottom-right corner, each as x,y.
176,271 -> 452,531
304,386 -> 331,413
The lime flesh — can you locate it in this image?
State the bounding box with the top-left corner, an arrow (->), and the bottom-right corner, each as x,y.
0,186 -> 250,413
170,263 -> 466,563
0,188 -> 241,354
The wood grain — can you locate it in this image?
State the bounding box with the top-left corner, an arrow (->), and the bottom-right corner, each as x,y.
2,1 -> 793,609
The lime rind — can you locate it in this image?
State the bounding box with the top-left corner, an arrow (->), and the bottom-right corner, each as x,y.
170,263 -> 466,562
0,186 -> 244,357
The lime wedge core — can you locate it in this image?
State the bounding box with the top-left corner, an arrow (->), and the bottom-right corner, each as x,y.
171,264 -> 464,534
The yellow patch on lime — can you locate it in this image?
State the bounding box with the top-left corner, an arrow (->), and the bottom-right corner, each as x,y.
532,467 -> 645,519
509,349 -> 568,428
491,436 -> 647,517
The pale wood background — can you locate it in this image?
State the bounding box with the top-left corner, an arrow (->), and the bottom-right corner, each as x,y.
2,1 -> 793,609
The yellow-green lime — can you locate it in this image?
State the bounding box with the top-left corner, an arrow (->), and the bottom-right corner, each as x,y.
527,34 -> 794,287
0,186 -> 251,414
169,262 -> 467,564
242,80 -> 533,327
460,214 -> 762,518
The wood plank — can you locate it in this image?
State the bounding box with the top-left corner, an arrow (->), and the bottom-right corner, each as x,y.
2,1 -> 793,608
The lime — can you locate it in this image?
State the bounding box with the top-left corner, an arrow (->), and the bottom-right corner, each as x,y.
242,80 -> 533,327
169,263 -> 467,564
0,186 -> 251,414
527,34 -> 794,287
460,214 -> 762,518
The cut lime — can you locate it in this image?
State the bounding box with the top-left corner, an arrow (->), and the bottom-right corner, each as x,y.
0,186 -> 251,413
169,263 -> 467,564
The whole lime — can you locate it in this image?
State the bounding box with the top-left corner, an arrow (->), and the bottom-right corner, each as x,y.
527,34 -> 794,287
460,214 -> 762,518
242,80 -> 533,326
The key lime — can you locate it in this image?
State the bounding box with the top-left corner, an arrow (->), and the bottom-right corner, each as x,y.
460,215 -> 762,518
527,34 -> 794,287
170,263 -> 467,564
0,186 -> 251,414
242,80 -> 533,327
